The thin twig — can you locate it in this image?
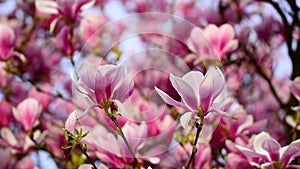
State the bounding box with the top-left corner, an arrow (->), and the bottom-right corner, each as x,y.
244,46 -> 285,108
20,76 -> 73,103
77,144 -> 97,169
110,116 -> 141,169
103,106 -> 141,169
186,117 -> 204,169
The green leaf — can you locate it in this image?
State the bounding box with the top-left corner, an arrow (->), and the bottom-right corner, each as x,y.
62,145 -> 73,150
82,131 -> 89,138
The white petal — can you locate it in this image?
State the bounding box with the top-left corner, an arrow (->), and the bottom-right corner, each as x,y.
180,112 -> 193,129
254,132 -> 272,160
1,127 -> 17,146
155,87 -> 184,108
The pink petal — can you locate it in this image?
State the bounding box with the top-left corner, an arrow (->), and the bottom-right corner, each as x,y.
189,27 -> 213,58
235,145 -> 267,159
180,112 -> 193,129
78,61 -> 97,90
109,65 -> 133,102
245,119 -> 268,133
182,71 -> 204,100
170,74 -> 199,111
65,111 -> 77,134
253,132 -> 272,160
12,98 -> 42,131
0,24 -> 15,60
219,24 -> 235,48
199,67 -> 225,112
226,153 -> 252,169
155,87 -> 185,108
1,127 -> 18,146
95,70 -> 106,104
53,26 -> 72,55
221,39 -> 238,55
198,124 -> 214,144
121,122 -> 147,153
189,27 -> 204,54
79,164 -> 94,169
262,138 -> 281,161
291,77 -> 300,101
113,78 -> 134,103
236,115 -> 254,134
204,24 -> 220,51
97,64 -> 115,75
35,0 -> 58,14
281,139 -> 300,166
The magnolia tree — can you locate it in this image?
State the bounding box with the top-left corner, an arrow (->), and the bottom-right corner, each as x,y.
0,0 -> 300,169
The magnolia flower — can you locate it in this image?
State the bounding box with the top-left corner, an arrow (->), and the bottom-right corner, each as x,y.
12,98 -> 42,131
35,0 -> 95,21
73,61 -> 134,117
188,24 -> 238,60
235,132 -> 300,169
83,122 -> 147,168
159,143 -> 211,168
0,24 -> 15,60
155,66 -> 225,129
211,98 -> 267,149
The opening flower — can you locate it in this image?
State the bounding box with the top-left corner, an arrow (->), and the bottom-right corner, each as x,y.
73,61 -> 134,117
12,98 -> 42,131
155,66 -> 226,129
188,24 -> 238,60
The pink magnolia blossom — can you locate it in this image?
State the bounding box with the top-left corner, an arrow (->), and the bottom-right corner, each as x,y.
83,122 -> 147,168
73,62 -> 134,116
188,24 -> 238,60
234,132 -> 300,169
211,98 -> 267,149
159,143 -> 211,168
35,0 -> 95,21
155,66 -> 225,129
0,24 -> 15,60
12,97 -> 42,131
